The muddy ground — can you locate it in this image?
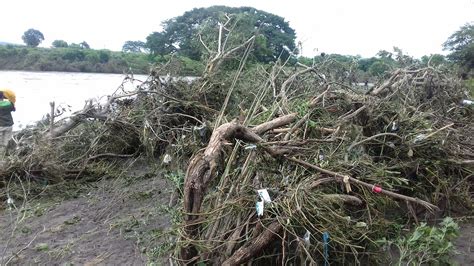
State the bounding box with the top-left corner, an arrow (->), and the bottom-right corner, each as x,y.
453,221 -> 474,265
0,160 -> 472,265
0,160 -> 176,265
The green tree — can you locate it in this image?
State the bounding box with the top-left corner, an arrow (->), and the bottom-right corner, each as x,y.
443,23 -> 474,70
52,40 -> 68,48
62,49 -> 85,61
146,6 -> 296,63
122,41 -> 147,53
85,51 -> 100,64
369,61 -> 391,77
357,57 -> 377,72
98,50 -> 111,63
22,28 -> 45,47
146,32 -> 175,57
376,49 -> 393,60
393,46 -> 416,67
80,41 -> 90,49
421,54 -> 447,67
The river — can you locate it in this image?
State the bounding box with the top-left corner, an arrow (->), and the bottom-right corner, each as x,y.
0,70 -> 149,130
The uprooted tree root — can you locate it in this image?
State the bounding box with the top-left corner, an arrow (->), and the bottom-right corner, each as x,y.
1,45 -> 473,265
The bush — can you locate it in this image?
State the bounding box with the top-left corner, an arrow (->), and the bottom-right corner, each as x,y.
378,217 -> 460,265
62,49 -> 85,61
98,50 -> 111,63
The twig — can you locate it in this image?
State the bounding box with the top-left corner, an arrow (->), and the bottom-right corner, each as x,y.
347,133 -> 402,153
4,226 -> 46,265
49,101 -> 55,135
285,156 -> 440,211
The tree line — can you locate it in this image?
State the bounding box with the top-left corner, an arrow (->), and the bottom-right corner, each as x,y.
0,44 -> 205,75
2,6 -> 473,77
123,5 -> 473,77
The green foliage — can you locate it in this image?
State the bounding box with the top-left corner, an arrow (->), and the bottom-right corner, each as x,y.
52,40 -> 68,48
69,43 -> 81,49
146,32 -> 174,56
369,61 -> 391,77
122,40 -> 147,53
443,22 -> 474,70
35,243 -> 50,251
62,49 -> 85,61
146,5 -> 296,63
22,28 -> 45,47
98,49 -> 111,63
79,41 -> 90,49
85,51 -> 100,64
465,78 -> 474,97
0,46 -> 150,74
300,53 -> 396,80
176,55 -> 205,75
297,56 -> 314,67
358,57 -> 378,72
378,217 -> 460,265
393,47 -> 416,67
377,49 -> 393,59
421,54 -> 447,67
164,171 -> 184,193
0,45 -> 206,75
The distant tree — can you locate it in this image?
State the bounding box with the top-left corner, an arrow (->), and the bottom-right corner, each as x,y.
79,41 -> 90,49
22,28 -> 45,47
122,41 -> 147,53
98,50 -> 111,63
146,32 -> 176,56
443,23 -> 474,70
376,50 -> 393,60
369,61 -> 391,77
146,6 -> 296,62
357,57 -> 377,72
374,49 -> 397,70
62,49 -> 85,61
52,40 -> 68,48
421,54 -> 447,67
393,47 -> 416,67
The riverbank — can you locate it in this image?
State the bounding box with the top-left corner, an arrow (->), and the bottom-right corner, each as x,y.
0,45 -> 204,76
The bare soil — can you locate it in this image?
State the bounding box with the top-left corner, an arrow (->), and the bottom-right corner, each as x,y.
453,221 -> 474,265
0,163 -> 472,265
0,164 -> 174,265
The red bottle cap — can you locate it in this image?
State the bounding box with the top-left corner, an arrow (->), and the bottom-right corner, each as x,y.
372,185 -> 382,193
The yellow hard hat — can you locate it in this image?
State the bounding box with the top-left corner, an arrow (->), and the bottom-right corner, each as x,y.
0,89 -> 16,104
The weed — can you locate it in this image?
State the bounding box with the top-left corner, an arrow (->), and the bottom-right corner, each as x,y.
378,217 -> 460,265
35,243 -> 49,252
164,171 -> 185,195
64,215 -> 81,225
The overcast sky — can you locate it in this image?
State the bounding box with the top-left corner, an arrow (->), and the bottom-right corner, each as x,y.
1,0 -> 473,58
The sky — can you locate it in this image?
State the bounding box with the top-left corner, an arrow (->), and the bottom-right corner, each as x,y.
1,0 -> 473,58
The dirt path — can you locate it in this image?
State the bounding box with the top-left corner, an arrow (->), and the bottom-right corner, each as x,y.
0,169 -> 173,265
453,221 -> 474,265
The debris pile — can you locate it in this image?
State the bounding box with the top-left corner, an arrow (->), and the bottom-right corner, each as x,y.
1,55 -> 472,264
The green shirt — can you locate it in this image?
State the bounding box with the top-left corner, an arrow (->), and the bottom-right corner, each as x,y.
0,100 -> 15,127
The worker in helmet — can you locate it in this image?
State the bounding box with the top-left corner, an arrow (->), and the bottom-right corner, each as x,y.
0,90 -> 15,156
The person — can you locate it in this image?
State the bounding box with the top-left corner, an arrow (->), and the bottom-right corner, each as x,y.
0,90 -> 15,156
